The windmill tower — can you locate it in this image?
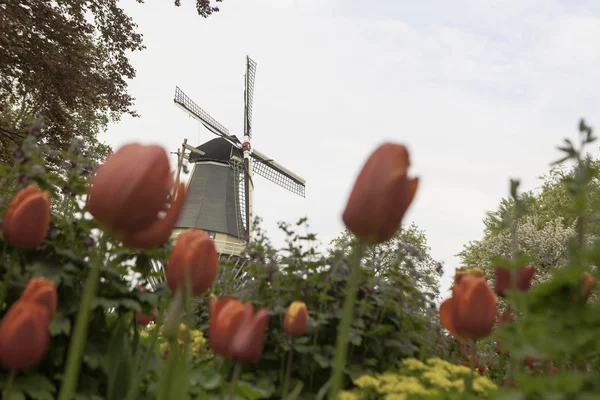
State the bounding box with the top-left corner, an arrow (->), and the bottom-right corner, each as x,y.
170,56 -> 306,259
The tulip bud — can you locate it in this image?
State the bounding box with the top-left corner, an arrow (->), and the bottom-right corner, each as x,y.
342,143 -> 419,244
283,301 -> 308,336
2,185 -> 52,249
231,305 -> 270,364
86,143 -> 186,250
136,308 -> 158,326
451,276 -> 497,340
0,301 -> 51,370
209,297 -> 247,358
574,272 -> 596,302
494,265 -> 535,297
20,277 -> 58,320
165,229 -> 218,297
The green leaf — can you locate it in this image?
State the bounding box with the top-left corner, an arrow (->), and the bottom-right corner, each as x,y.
118,298 -> 142,312
282,381 -> 303,400
49,311 -> 72,336
236,381 -> 271,400
3,390 -> 26,400
191,367 -> 223,391
106,316 -> 133,400
14,374 -> 55,400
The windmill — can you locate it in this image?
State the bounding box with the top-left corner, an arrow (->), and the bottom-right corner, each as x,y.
170,55 -> 306,259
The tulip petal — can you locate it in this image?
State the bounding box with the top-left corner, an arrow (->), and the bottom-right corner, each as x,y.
3,187 -> 51,249
453,276 -> 497,340
20,277 -> 58,319
231,307 -> 270,364
208,297 -> 246,358
119,182 -> 186,250
439,298 -> 465,342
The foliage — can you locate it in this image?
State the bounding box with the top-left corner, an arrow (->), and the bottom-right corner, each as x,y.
337,358 -> 497,400
190,218 -> 447,398
0,0 -> 222,168
0,123 -> 170,399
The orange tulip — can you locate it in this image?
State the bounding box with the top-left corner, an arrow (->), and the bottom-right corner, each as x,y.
342,143 -> 419,244
2,185 -> 51,249
494,265 -> 535,297
86,143 -> 186,250
579,272 -> 596,302
440,275 -> 496,341
165,229 -> 218,297
230,304 -> 269,364
20,277 -> 58,320
136,308 -> 158,326
0,301 -> 51,370
283,301 -> 308,336
209,296 -> 270,363
209,297 -> 247,359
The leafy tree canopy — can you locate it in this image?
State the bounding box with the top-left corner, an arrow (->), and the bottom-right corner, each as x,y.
0,0 -> 222,167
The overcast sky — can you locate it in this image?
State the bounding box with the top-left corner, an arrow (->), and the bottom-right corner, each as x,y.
103,0 -> 600,295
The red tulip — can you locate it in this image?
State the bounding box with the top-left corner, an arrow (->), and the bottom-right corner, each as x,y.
209,296 -> 269,363
2,185 -> 51,249
342,143 -> 419,244
0,301 -> 51,370
136,308 -> 158,326
165,229 -> 218,297
283,301 -> 308,336
20,277 -> 58,320
440,275 -> 497,341
86,143 -> 185,249
494,265 -> 535,297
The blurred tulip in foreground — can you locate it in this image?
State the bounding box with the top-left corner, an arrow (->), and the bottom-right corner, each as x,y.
20,277 -> 58,320
2,185 -> 51,249
0,301 -> 51,370
342,143 -> 419,245
209,296 -> 269,363
165,229 -> 218,297
86,143 -> 185,249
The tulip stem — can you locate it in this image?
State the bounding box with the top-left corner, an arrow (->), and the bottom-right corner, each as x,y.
2,370 -> 16,398
466,340 -> 477,393
57,233 -> 108,400
229,362 -> 242,400
282,337 -> 296,398
0,242 -> 11,311
328,242 -> 365,400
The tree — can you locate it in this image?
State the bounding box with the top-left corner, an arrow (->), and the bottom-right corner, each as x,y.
329,223 -> 442,301
459,159 -> 600,282
0,0 -> 221,168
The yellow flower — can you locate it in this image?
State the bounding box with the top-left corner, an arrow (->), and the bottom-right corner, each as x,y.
353,375 -> 379,388
401,358 -> 428,371
473,376 -> 497,394
384,394 -> 407,400
336,391 -> 359,400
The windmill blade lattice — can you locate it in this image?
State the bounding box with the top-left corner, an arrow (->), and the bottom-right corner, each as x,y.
174,86 -> 240,145
245,56 -> 257,138
250,152 -> 305,197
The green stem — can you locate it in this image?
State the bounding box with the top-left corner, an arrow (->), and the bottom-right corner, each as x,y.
229,362 -> 242,400
328,242 -> 365,400
57,234 -> 108,400
466,340 -> 477,393
2,370 -> 16,398
0,242 -> 11,311
282,337 -> 296,398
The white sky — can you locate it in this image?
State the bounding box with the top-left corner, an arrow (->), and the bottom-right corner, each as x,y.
103,0 -> 600,294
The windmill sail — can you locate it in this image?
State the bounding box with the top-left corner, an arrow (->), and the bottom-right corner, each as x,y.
250,150 -> 306,197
